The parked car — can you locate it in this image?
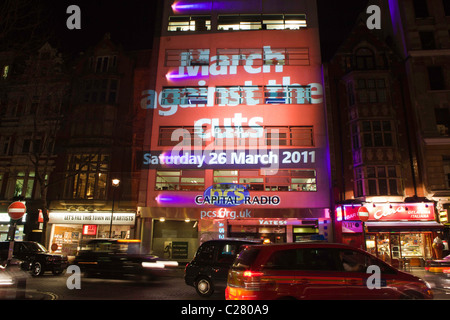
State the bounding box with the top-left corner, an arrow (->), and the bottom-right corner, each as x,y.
425,254 -> 450,273
185,239 -> 261,297
74,239 -> 178,280
226,242 -> 434,300
0,241 -> 68,276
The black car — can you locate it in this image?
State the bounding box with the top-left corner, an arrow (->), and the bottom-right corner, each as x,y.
74,239 -> 178,280
0,241 -> 68,276
185,239 -> 261,297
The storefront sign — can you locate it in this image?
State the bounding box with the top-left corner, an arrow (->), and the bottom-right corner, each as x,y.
82,224 -> 98,236
200,208 -> 252,220
342,221 -> 363,233
201,183 -> 250,207
49,212 -> 136,225
339,203 -> 435,222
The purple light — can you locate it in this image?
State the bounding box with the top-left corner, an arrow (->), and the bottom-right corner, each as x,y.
165,70 -> 209,81
172,1 -> 212,13
156,193 -> 195,205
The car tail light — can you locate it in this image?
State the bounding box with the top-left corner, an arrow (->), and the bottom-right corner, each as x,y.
242,270 -> 265,291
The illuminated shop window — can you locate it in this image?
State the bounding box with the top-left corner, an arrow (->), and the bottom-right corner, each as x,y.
156,170 -> 204,191
158,126 -> 207,146
161,87 -> 208,105
218,14 -> 307,31
213,169 -> 316,192
64,154 -> 110,199
168,16 -> 211,32
165,49 -> 210,67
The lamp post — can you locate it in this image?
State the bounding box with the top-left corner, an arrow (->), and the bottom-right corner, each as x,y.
109,178 -> 120,238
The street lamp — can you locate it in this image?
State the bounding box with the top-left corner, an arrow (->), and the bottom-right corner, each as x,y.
109,178 -> 120,238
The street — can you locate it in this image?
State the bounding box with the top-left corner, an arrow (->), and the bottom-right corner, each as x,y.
2,267 -> 450,301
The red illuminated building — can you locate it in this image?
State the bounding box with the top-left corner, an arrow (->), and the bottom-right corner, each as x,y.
138,0 -> 333,260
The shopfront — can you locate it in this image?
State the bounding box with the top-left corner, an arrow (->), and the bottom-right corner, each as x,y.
0,213 -> 26,241
335,203 -> 443,267
48,211 -> 136,256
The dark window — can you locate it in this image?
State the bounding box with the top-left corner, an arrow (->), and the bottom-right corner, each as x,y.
444,0 -> 450,16
263,248 -> 340,271
435,108 -> 450,135
413,0 -> 429,18
419,31 -> 436,50
196,244 -> 216,262
428,66 -> 445,90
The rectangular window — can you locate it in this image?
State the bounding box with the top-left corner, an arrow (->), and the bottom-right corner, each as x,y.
83,78 -> 120,104
216,47 -> 309,66
428,66 -> 445,90
435,108 -> 450,136
443,156 -> 450,189
155,170 -> 204,191
419,31 -> 436,50
356,78 -> 387,104
165,49 -> 210,67
213,169 -> 317,192
361,120 -> 394,147
161,87 -> 208,106
413,0 -> 429,18
64,154 -> 110,199
361,165 -> 400,196
158,126 -> 206,146
13,172 -> 35,199
168,16 -> 211,32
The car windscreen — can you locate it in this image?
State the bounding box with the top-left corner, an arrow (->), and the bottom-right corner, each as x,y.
232,248 -> 260,270
24,242 -> 48,253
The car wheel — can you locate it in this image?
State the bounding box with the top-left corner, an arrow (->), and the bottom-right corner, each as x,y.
195,277 -> 214,297
31,262 -> 43,276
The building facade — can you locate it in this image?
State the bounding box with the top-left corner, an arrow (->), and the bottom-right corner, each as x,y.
138,0 -> 333,261
387,0 -> 450,244
325,7 -> 445,267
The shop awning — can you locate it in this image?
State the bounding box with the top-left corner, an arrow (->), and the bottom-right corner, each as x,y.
365,221 -> 444,232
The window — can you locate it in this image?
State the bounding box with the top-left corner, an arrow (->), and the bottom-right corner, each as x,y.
2,65 -> 9,79
165,49 -> 210,67
213,169 -> 317,192
14,172 -> 35,199
355,48 -> 375,70
64,154 -> 110,199
83,78 -> 119,104
94,56 -> 116,73
356,79 -> 387,104
161,87 -> 208,106
443,156 -> 450,189
168,16 -> 211,32
419,31 -> 436,50
444,0 -> 450,16
263,248 -> 340,271
158,126 -> 206,146
215,86 -> 263,105
367,166 -> 400,196
216,47 -> 309,66
413,0 -> 429,18
435,108 -> 450,136
428,66 -> 445,90
155,170 -> 204,191
362,120 -> 394,147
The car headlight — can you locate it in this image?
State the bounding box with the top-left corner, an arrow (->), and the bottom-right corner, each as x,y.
142,262 -> 165,269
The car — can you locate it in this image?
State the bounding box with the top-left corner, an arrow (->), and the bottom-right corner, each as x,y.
0,241 -> 68,277
225,242 -> 434,300
73,239 -> 178,280
185,239 -> 261,297
425,254 -> 450,273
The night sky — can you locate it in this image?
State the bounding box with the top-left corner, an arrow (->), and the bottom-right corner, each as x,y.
41,0 -> 369,60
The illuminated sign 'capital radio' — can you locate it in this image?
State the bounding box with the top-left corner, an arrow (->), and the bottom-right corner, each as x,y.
196,183 -> 281,207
